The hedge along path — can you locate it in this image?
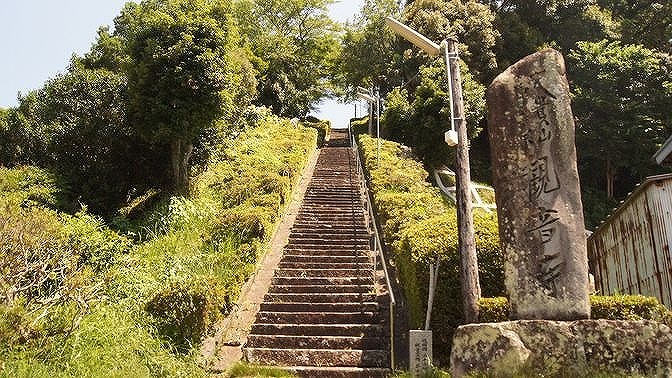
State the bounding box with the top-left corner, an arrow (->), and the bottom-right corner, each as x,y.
200,138 -> 321,372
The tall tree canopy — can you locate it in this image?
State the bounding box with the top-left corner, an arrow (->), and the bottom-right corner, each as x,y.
569,40 -> 672,199
235,0 -> 340,117
116,0 -> 256,194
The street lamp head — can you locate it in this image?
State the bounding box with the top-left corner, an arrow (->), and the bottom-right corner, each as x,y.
356,86 -> 371,96
385,16 -> 440,56
356,92 -> 376,103
445,129 -> 458,146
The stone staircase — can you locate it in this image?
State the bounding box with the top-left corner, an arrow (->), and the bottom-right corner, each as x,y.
243,130 -> 390,377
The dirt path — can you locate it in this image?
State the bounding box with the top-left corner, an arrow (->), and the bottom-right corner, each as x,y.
200,145 -> 321,373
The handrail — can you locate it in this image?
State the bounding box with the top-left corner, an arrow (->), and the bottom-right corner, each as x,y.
349,127 -> 396,369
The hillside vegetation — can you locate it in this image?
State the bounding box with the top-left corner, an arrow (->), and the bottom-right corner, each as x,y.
0,113 -> 317,376
1,0 -> 672,375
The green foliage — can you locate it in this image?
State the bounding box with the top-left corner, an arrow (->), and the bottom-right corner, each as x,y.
390,367 -> 451,378
112,116 -> 316,352
581,187 -> 618,229
336,0 -> 401,92
0,166 -> 63,209
1,117 -> 317,374
350,116 -> 369,136
591,294 -> 672,325
478,296 -> 509,323
301,117 -> 331,147
146,277 -> 227,352
404,0 -> 500,82
0,301 -> 206,377
382,59 -> 486,169
0,93 -> 47,167
35,65 -> 165,214
357,133 -> 503,366
602,0 -> 672,49
569,40 -> 672,199
118,0 -> 257,193
235,0 -> 340,117
478,295 -> 672,326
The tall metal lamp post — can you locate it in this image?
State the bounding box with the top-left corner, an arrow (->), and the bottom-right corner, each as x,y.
385,17 -> 480,323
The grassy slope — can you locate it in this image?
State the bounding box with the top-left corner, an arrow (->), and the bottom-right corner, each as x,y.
0,115 -> 316,377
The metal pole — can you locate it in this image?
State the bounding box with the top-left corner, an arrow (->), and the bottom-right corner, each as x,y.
376,87 -> 381,168
424,261 -> 440,330
443,38 -> 480,323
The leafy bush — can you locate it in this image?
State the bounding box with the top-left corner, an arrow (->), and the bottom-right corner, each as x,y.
350,116 -> 369,136
0,166 -> 64,209
478,297 -> 509,323
479,295 -> 672,326
356,133 -> 503,366
146,276 -> 228,352
301,117 -> 331,147
591,294 -> 672,325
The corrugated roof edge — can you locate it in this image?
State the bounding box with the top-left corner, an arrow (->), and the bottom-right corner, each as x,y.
653,134 -> 672,165
589,173 -> 672,237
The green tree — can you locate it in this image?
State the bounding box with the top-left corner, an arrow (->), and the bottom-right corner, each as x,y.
118,0 -> 255,194
598,0 -> 672,48
569,40 -> 672,199
0,93 -> 46,167
35,65 -> 167,214
404,0 -> 500,83
383,59 -> 486,168
489,0 -> 618,69
337,0 -> 403,93
235,0 -> 340,117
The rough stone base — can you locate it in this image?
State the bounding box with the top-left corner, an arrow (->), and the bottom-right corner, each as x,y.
450,320 -> 672,377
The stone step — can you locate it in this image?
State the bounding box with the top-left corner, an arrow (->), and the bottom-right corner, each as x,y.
285,366 -> 390,378
271,277 -> 374,286
250,323 -> 384,337
302,197 -> 363,203
283,244 -> 370,251
282,249 -> 370,257
268,284 -> 374,294
291,225 -> 371,238
246,334 -> 383,350
277,262 -> 375,270
288,238 -> 370,246
264,293 -> 377,303
259,302 -> 379,313
281,255 -> 372,264
275,268 -> 374,278
243,348 -> 388,368
290,224 -> 368,232
294,214 -> 362,219
256,311 -> 378,325
298,208 -> 364,213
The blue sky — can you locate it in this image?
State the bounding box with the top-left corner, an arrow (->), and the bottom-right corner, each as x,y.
0,0 -> 365,128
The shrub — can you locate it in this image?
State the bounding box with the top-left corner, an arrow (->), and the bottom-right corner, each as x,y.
145,276 -> 227,352
479,295 -> 672,325
591,294 -> 672,325
478,297 -> 509,323
0,113 -> 318,374
350,116 -> 369,136
356,133 -> 504,365
0,166 -> 64,209
301,117 -> 331,147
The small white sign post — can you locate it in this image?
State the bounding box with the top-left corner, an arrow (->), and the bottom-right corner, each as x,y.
409,330 -> 432,376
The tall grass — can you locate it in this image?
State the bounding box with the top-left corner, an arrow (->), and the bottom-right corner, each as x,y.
0,112 -> 317,376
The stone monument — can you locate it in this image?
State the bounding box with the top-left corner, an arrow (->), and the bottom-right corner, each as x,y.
449,47 -> 672,378
486,48 -> 590,320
